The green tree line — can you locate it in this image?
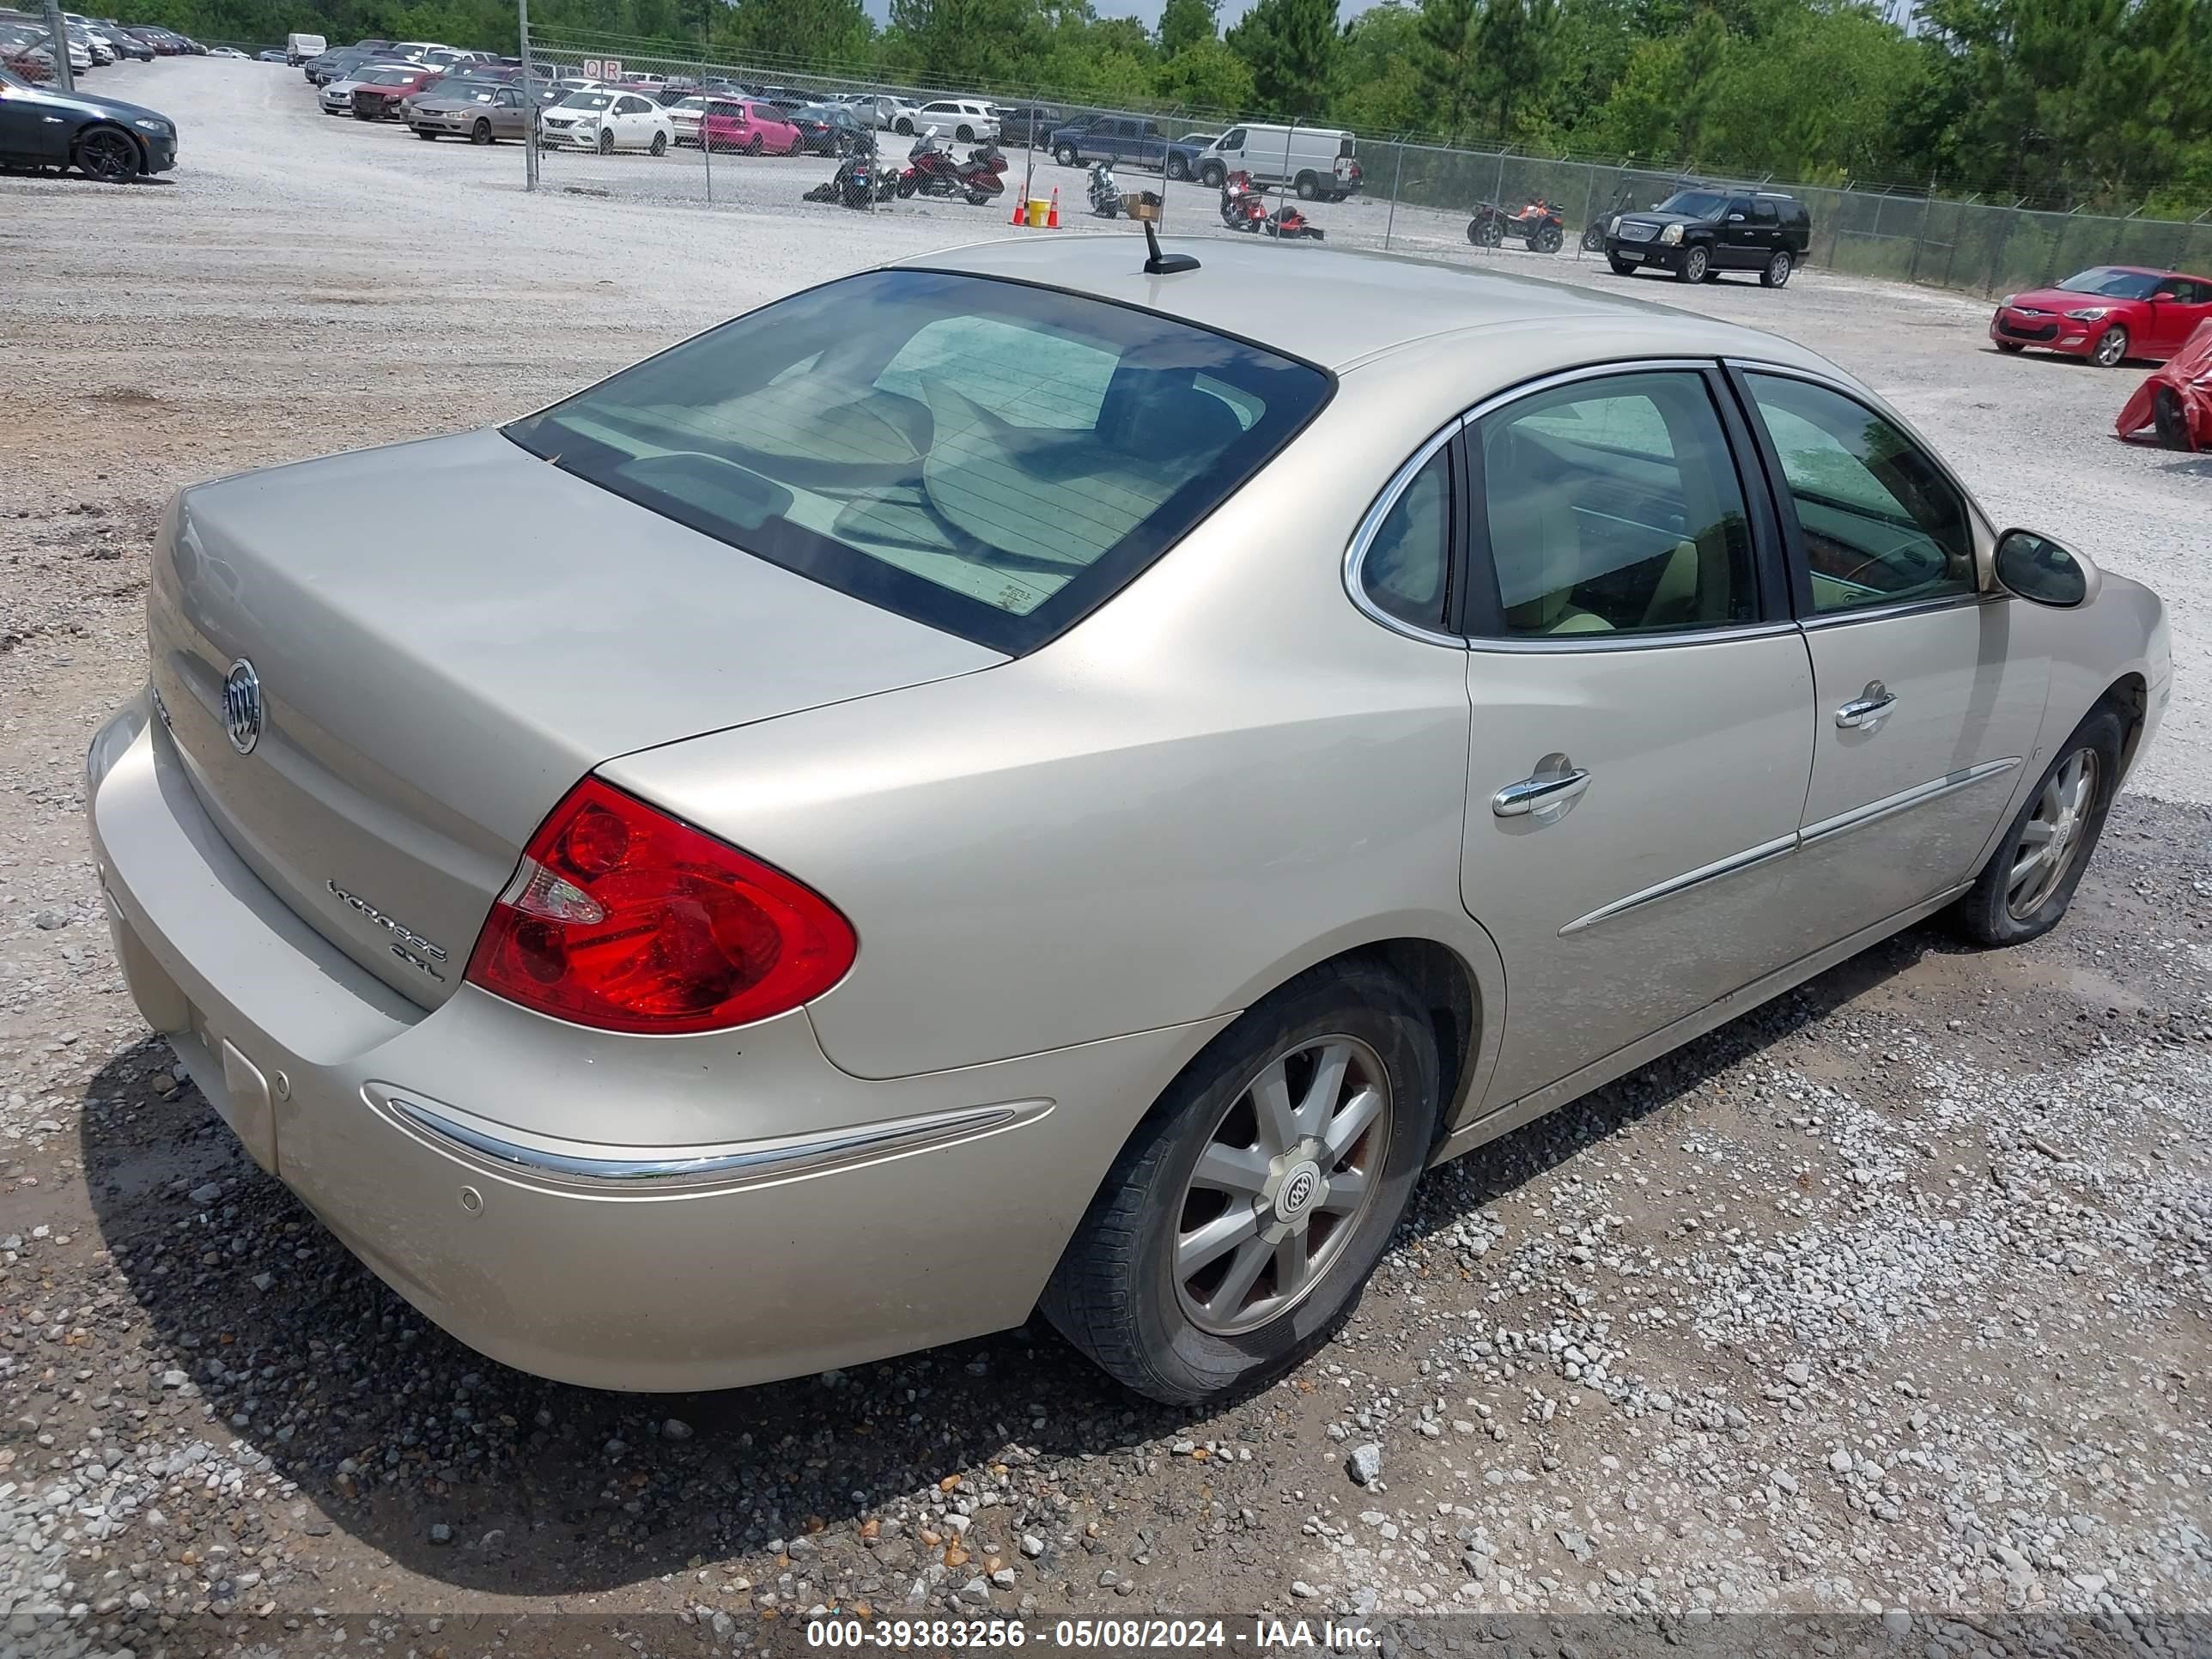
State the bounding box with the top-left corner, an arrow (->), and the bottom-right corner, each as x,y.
143,0 -> 2211,210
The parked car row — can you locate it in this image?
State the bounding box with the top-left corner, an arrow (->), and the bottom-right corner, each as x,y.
0,17 -> 179,179
0,9 -> 199,80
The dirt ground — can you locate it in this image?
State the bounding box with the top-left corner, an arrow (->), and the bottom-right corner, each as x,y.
0,57 -> 2207,1659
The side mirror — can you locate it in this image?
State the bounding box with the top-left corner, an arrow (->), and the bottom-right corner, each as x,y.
1993,528 -> 2096,608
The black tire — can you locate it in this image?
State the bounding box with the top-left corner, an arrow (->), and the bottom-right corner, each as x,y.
1760,247 -> 1793,288
2091,325 -> 2130,368
597,126 -> 614,155
415,129 -> 437,140
73,125 -> 139,181
896,173 -> 915,198
1582,222 -> 1606,252
1165,154 -> 1188,180
895,118 -> 913,135
1475,217 -> 1504,247
1041,961 -> 1442,1407
956,124 -> 974,143
746,134 -> 763,155
1054,143 -> 1078,167
2153,386 -> 2194,451
649,131 -> 666,155
1678,244 -> 1710,283
1995,340 -> 2026,354
1607,254 -> 1637,276
1198,161 -> 1224,189
471,118 -> 491,145
1294,171 -> 1316,200
965,188 -> 989,205
1948,703 -> 2124,947
1533,223 -> 1562,254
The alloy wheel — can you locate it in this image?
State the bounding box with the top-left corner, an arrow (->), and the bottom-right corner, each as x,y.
2006,746 -> 2100,920
1172,1036 -> 1390,1337
76,127 -> 137,181
2093,327 -> 2129,368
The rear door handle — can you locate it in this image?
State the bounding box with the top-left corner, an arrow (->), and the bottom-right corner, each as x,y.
1493,755 -> 1591,819
1835,681 -> 1898,729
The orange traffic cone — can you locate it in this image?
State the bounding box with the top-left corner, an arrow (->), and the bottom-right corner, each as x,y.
1011,194 -> 1024,227
1046,187 -> 1060,228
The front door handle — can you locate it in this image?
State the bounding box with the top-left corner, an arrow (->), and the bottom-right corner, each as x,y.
1493,754 -> 1591,820
1835,680 -> 1898,730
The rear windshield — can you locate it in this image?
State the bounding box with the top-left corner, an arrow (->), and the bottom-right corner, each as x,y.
503,269 -> 1331,654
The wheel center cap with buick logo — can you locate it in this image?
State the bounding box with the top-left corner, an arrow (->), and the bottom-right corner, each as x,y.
1275,1160 -> 1323,1223
223,659 -> 264,755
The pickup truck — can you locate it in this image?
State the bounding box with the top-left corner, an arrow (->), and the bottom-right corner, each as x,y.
1048,113 -> 1167,171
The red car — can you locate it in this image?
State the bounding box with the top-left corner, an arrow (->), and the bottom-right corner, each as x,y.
352,66 -> 439,121
699,99 -> 800,155
2118,319 -> 2212,451
1990,265 -> 2212,367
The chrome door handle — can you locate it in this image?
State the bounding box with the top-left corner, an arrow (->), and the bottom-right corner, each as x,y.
1493,757 -> 1591,819
1835,681 -> 1898,730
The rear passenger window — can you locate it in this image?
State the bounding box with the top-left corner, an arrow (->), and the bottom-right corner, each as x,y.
1752,200 -> 1778,226
1477,372 -> 1757,637
1361,445 -> 1453,630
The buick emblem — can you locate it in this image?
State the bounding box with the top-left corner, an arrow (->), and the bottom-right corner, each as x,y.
222,659 -> 263,756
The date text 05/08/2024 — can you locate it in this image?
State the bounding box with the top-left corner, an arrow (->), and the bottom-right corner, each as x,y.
801,1618 -> 1380,1650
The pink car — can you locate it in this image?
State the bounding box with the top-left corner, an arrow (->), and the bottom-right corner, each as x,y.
700,99 -> 799,155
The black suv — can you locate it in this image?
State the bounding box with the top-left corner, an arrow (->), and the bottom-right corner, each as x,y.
1603,187 -> 1812,288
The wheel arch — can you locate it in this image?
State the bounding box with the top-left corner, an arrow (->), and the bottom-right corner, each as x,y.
75,119 -> 145,173
2100,671 -> 2150,778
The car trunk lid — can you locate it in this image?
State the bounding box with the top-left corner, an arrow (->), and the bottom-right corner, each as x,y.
149,427 -> 1001,1011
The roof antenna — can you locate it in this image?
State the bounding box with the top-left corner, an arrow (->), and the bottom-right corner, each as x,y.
1128,195 -> 1199,274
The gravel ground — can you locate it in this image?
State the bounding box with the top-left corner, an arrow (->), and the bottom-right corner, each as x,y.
0,57 -> 2207,1658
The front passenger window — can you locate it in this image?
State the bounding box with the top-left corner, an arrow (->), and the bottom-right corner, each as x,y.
1742,373 -> 1973,614
1477,372 -> 1757,637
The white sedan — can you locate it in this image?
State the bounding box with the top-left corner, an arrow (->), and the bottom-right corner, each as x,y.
539,89 -> 672,155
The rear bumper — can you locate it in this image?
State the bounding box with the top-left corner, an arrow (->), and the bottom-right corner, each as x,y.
86,693 -> 1223,1391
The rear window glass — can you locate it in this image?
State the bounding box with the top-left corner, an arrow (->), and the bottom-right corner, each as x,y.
503,269 -> 1331,654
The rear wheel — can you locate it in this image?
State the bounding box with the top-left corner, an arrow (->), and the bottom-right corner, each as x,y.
1294,171 -> 1317,199
1532,222 -> 1562,253
1055,143 -> 1078,167
1679,244 -> 1710,283
1042,962 -> 1440,1407
1582,222 -> 1606,252
649,131 -> 666,155
956,123 -> 974,143
2153,386 -> 2194,451
1761,248 -> 1793,287
2091,325 -> 2130,367
1165,154 -> 1188,180
747,134 -> 763,155
471,118 -> 491,145
73,125 -> 138,181
895,118 -> 913,135
1948,705 -> 2123,946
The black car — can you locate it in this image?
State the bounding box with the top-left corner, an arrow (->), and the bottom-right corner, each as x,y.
997,104 -> 1061,149
0,63 -> 175,178
787,102 -> 868,154
1603,187 -> 1811,288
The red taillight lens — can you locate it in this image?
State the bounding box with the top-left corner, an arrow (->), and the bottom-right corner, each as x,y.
464,778 -> 856,1035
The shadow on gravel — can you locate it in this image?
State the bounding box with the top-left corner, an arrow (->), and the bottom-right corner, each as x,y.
74,917 -> 1943,1595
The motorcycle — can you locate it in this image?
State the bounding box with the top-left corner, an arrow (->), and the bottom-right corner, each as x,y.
954,139 -> 1008,205
1217,169 -> 1325,240
897,128 -> 1006,205
802,131 -> 894,209
1087,159 -> 1121,219
1468,196 -> 1564,253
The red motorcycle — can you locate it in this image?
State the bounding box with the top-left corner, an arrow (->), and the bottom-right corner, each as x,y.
897,129 -> 1007,205
1217,169 -> 1325,240
1468,196 -> 1564,253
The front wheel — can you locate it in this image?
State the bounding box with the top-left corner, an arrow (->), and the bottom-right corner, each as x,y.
73,125 -> 138,181
1995,340 -> 2027,354
649,131 -> 666,155
1532,223 -> 1562,253
1042,962 -> 1440,1407
1165,154 -> 1188,180
2153,385 -> 2195,451
1948,704 -> 2123,946
597,127 -> 614,155
416,129 -> 438,140
1054,144 -> 1078,167
1607,253 -> 1638,276
1760,248 -> 1793,288
1678,244 -> 1710,283
2091,325 -> 2130,368
1198,161 -> 1224,189
471,118 -> 491,145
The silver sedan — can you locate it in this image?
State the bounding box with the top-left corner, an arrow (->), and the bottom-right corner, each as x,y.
85,238 -> 2171,1405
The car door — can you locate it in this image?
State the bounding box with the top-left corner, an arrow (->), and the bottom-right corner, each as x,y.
618,94 -> 652,147
1716,196 -> 1763,268
1449,364 -> 1817,1109
2147,277 -> 2212,355
1734,365 -> 2047,945
494,85 -> 524,137
0,77 -> 70,162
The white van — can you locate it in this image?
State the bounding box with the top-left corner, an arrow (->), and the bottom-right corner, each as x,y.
285,31 -> 326,63
1194,123 -> 1362,201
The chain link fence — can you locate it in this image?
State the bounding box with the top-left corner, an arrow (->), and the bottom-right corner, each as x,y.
515,23 -> 2212,299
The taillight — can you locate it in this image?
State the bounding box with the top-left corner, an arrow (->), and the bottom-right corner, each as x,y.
464,778 -> 856,1035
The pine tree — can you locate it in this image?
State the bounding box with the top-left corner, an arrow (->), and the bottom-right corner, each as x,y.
1415,0 -> 1480,139
1158,0 -> 1218,58
1226,0 -> 1339,117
